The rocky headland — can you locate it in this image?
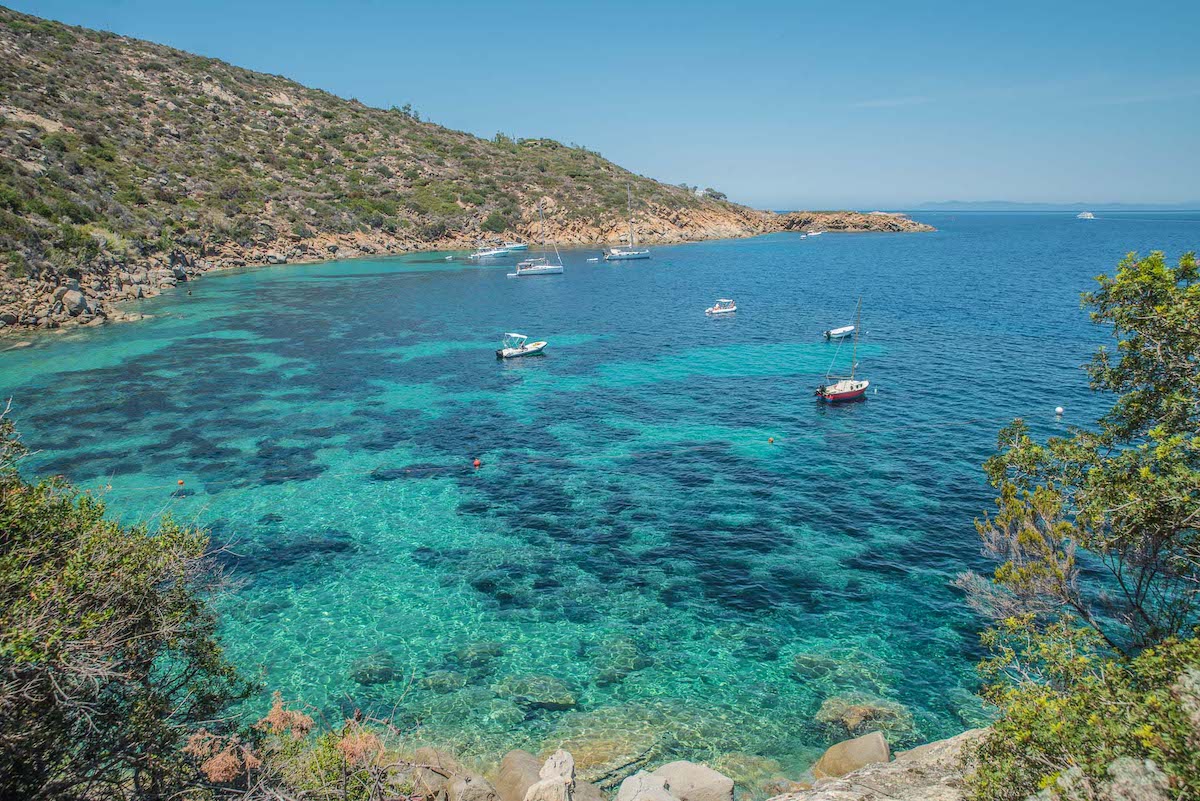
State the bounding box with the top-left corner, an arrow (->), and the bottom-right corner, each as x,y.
0,7 -> 933,333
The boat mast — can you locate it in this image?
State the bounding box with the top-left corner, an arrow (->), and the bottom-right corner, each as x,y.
850,297 -> 862,380
627,185 -> 635,248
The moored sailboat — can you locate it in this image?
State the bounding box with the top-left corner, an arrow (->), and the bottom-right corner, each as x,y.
816,298 -> 869,402
508,202 -> 564,277
604,186 -> 651,261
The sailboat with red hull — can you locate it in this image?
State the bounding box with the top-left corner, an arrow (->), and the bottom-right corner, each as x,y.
815,298 -> 869,403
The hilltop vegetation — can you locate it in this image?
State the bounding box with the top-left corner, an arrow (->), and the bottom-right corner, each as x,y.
0,7 -> 930,330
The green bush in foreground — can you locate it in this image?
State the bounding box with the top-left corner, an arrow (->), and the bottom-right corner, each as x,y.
968,617 -> 1200,800
962,251 -> 1200,799
0,415 -> 249,799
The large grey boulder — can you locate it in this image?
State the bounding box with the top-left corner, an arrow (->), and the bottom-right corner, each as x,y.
412,747 -> 461,796
650,762 -> 733,801
497,750 -> 542,801
61,289 -> 88,316
449,773 -> 501,801
615,772 -> 678,801
1104,758 -> 1169,801
765,729 -> 985,801
523,750 -> 576,801
811,732 -> 889,779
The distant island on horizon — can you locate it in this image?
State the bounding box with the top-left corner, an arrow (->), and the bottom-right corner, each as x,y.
911,200 -> 1200,212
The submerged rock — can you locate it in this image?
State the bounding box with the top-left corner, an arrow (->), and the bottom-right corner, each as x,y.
421,670 -> 470,694
594,637 -> 653,686
814,694 -> 914,741
493,675 -> 577,711
349,651 -> 399,685
450,641 -> 506,670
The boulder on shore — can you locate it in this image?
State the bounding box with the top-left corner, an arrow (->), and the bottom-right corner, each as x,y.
448,773 -> 501,801
615,772 -> 678,801
497,750 -> 541,801
650,762 -> 732,801
811,732 -> 889,780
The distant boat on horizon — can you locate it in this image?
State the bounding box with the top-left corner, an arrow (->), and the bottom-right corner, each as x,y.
604,186 -> 652,261
1076,211 -> 1096,220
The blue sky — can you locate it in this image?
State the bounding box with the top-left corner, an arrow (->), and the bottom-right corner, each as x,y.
9,0 -> 1200,208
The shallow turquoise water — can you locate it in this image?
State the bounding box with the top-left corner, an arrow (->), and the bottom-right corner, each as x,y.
2,212 -> 1197,776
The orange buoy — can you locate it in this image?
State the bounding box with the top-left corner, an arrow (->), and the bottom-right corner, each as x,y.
177,479 -> 185,486
473,458 -> 481,469
768,437 -> 775,444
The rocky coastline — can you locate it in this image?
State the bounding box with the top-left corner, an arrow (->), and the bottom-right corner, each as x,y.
0,210 -> 932,336
385,729 -> 981,801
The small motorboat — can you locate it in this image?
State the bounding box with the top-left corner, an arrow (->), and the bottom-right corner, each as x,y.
705,298 -> 737,315
586,257 -> 599,262
1076,211 -> 1095,220
502,241 -> 530,251
807,230 -> 824,237
496,332 -> 547,359
824,325 -> 854,340
468,246 -> 510,260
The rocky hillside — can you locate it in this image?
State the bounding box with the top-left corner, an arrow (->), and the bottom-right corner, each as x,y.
0,6 -> 932,331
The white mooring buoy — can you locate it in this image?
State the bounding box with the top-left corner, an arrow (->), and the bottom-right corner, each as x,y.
1055,406 -> 1064,416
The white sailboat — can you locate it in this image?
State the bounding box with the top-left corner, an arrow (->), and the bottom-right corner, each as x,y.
508,203 -> 564,277
816,298 -> 869,403
604,186 -> 651,261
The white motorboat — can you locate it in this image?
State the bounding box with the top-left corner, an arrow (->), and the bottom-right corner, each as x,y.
806,230 -> 824,237
468,246 -> 511,260
705,298 -> 737,315
824,324 -> 855,340
1077,211 -> 1095,220
502,241 -> 530,251
496,332 -> 547,359
586,257 -> 599,262
508,202 -> 564,277
604,185 -> 651,261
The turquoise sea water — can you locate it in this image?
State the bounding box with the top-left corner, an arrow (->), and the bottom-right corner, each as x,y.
2,212 -> 1197,780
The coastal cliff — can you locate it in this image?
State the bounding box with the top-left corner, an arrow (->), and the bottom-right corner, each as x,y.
0,7 -> 931,332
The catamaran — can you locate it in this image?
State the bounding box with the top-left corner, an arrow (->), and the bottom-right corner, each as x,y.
508,203 -> 564,277
705,298 -> 737,315
468,246 -> 510,260
604,186 -> 651,261
815,298 -> 869,403
496,332 -> 547,359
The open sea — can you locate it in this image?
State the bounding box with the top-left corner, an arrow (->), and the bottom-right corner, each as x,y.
2,212 -> 1197,782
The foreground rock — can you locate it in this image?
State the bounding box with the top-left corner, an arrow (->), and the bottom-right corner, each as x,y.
766,729 -> 986,801
811,733 -> 890,779
650,762 -> 734,801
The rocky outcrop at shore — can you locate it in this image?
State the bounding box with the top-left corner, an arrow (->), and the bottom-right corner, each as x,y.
0,207 -> 932,334
765,729 -> 986,801
410,729 -> 981,801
